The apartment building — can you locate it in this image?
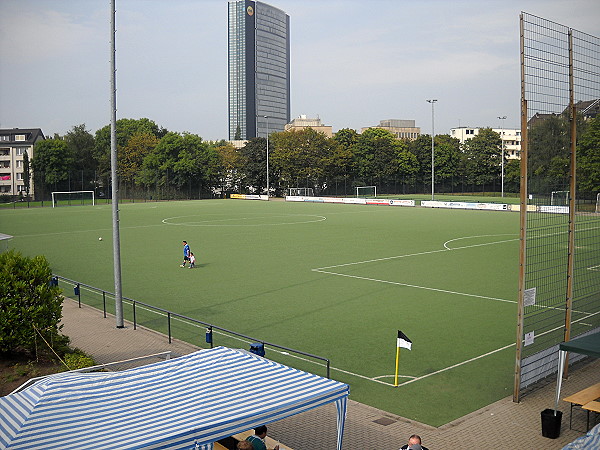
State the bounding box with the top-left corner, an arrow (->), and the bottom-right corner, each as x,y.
0,128 -> 45,197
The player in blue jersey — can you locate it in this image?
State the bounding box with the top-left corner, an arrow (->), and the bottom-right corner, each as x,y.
180,240 -> 191,267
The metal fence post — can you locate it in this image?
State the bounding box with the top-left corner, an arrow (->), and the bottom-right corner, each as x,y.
167,312 -> 172,344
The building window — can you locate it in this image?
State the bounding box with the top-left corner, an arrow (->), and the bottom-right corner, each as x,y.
15,135 -> 26,141
17,185 -> 27,192
0,136 -> 9,141
16,160 -> 23,168
16,148 -> 25,155
16,173 -> 23,180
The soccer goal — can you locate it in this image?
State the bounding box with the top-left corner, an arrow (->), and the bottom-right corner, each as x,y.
551,190 -> 569,206
51,191 -> 95,207
356,186 -> 376,198
288,187 -> 314,197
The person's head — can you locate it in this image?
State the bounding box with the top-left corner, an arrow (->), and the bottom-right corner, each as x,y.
254,425 -> 268,438
182,240 -> 187,245
408,434 -> 422,447
190,252 -> 194,256
236,441 -> 253,450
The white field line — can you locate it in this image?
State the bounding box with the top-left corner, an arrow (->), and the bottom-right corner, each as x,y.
312,269 -> 517,304
313,235 -> 519,304
314,235 -> 518,272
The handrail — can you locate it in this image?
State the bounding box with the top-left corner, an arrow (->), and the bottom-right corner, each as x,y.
54,275 -> 331,378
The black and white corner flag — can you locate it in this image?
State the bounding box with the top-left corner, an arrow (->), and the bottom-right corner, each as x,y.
397,330 -> 412,350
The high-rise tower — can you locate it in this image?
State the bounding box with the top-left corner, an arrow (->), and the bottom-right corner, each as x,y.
228,1 -> 290,140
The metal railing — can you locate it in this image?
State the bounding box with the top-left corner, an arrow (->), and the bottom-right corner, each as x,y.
54,275 -> 332,378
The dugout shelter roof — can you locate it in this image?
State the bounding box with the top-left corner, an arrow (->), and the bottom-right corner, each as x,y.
0,346 -> 349,450
554,331 -> 600,412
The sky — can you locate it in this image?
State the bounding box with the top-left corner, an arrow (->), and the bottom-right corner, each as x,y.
1,0 -> 599,141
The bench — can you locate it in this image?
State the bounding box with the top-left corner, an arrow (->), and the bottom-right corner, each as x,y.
582,400 -> 600,431
563,382 -> 600,430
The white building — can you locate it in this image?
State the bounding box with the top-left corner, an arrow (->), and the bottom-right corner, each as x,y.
0,128 -> 45,197
450,127 -> 521,159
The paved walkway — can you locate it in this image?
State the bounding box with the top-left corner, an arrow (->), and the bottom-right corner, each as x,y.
61,298 -> 599,449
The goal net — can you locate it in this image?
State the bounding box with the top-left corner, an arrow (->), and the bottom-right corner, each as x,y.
52,191 -> 95,207
288,187 -> 314,197
550,190 -> 569,206
356,186 -> 376,198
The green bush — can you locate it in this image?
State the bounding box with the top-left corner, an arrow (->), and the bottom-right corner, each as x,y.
0,250 -> 63,353
63,351 -> 96,371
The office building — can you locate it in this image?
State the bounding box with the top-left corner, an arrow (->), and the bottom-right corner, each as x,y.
228,0 -> 290,140
361,119 -> 421,141
284,115 -> 333,138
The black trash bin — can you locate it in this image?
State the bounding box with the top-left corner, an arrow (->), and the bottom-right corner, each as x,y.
541,408 -> 562,439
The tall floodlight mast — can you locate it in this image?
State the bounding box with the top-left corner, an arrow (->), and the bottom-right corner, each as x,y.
110,0 -> 124,328
426,99 -> 437,200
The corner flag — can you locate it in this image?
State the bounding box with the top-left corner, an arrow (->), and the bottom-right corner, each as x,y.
397,330 -> 412,350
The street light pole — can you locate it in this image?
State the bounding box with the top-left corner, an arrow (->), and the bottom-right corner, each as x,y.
498,116 -> 506,198
426,99 -> 437,200
264,115 -> 269,200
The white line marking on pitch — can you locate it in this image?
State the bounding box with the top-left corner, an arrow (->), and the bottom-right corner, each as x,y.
313,269 -> 517,304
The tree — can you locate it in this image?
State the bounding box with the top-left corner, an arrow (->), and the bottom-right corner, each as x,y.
238,138 -> 268,193
504,159 -> 521,193
462,128 -> 502,189
432,134 -> 462,191
408,134 -> 436,189
270,128 -> 333,192
31,138 -> 74,192
577,116 -> 600,193
352,128 -> 403,183
0,250 -> 63,354
65,124 -> 96,173
234,125 -> 242,140
23,151 -> 31,199
214,142 -> 243,194
94,118 -> 167,181
527,115 -> 570,193
137,132 -> 216,198
119,132 -> 159,186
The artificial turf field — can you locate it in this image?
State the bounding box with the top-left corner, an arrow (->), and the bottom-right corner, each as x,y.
1,199 -> 521,426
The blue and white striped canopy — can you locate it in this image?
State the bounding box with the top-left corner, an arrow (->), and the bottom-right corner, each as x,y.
0,347 -> 349,450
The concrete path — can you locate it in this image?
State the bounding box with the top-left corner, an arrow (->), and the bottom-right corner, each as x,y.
61,298 -> 599,449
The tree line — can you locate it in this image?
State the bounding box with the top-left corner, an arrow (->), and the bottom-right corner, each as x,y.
29,115 -> 599,200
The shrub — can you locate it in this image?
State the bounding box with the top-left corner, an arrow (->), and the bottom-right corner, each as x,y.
63,351 -> 96,371
0,250 -> 63,353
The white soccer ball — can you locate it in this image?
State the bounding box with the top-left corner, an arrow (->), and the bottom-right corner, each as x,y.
98,237 -> 103,241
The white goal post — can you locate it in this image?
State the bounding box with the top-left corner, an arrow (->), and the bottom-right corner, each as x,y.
356,186 -> 377,198
51,191 -> 95,207
596,193 -> 600,213
288,187 -> 314,197
551,190 -> 569,206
